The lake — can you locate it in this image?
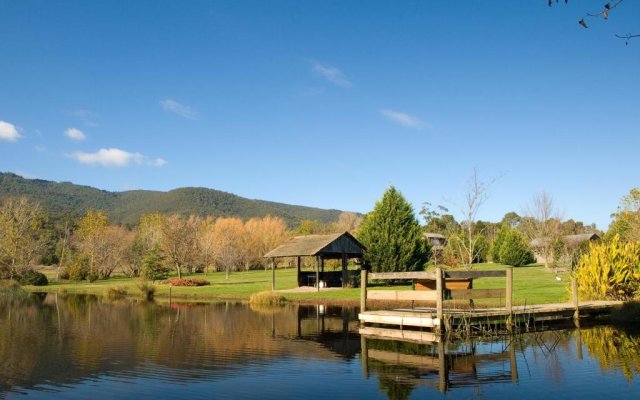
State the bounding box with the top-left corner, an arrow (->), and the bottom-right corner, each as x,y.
1,294 -> 639,399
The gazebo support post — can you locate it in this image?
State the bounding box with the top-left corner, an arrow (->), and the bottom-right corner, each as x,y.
271,258 -> 276,291
316,256 -> 321,292
296,256 -> 301,287
341,253 -> 348,288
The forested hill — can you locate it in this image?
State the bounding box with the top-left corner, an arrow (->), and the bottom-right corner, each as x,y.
0,172 -> 345,227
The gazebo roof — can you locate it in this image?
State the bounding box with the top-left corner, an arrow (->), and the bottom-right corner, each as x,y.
264,232 -> 365,258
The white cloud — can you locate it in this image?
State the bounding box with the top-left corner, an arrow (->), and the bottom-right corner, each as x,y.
379,109 -> 426,129
311,63 -> 352,88
69,148 -> 166,167
64,128 -> 86,141
160,99 -> 197,119
0,120 -> 22,141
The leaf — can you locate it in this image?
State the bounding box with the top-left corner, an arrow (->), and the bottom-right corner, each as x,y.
579,19 -> 589,29
603,11 -> 609,20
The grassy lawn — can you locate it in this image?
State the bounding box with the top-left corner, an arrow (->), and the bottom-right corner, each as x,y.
27,263 -> 572,305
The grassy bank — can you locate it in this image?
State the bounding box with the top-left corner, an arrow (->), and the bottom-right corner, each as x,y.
25,263 -> 571,305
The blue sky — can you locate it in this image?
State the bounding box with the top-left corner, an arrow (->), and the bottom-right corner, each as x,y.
1,1 -> 638,229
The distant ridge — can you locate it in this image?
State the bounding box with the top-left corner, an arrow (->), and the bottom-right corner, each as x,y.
0,172 -> 346,227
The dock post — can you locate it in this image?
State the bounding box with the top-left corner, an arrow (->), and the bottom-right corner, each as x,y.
509,338 -> 519,384
506,267 -> 513,331
436,267 -> 444,334
437,339 -> 448,393
360,269 -> 368,313
572,276 -> 580,327
360,335 -> 369,378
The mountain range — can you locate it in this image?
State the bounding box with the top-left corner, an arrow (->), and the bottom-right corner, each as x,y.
0,172 -> 347,227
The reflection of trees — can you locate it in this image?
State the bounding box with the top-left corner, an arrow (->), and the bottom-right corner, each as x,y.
378,374 -> 415,400
0,296 -> 358,395
581,326 -> 640,382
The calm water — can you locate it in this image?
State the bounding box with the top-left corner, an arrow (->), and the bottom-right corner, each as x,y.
1,294 -> 639,400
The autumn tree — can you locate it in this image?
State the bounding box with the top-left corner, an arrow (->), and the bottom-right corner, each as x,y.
357,186 -> 430,273
198,216 -> 216,273
243,216 -> 288,270
127,213 -> 165,277
159,214 -> 201,279
0,196 -> 47,279
211,217 -> 245,279
74,210 -> 109,279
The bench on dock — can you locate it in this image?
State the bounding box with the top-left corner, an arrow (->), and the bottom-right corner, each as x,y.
362,269 -> 511,308
360,268 -> 514,331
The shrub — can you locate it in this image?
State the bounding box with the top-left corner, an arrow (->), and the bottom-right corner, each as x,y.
163,278 -> 210,287
575,235 -> 640,300
498,229 -> 535,267
105,286 -> 128,300
18,270 -> 48,286
67,256 -> 89,281
249,291 -> 286,306
0,284 -> 30,304
135,280 -> 156,301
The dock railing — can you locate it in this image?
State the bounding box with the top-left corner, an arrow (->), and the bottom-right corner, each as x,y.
361,267 -> 515,328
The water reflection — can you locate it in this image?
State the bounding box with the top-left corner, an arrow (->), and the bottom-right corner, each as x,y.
0,294 -> 639,399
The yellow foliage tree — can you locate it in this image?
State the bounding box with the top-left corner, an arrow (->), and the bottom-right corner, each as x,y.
0,196 -> 46,278
574,235 -> 640,300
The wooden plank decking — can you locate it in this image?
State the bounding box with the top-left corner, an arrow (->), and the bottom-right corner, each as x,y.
359,300 -> 622,330
359,269 -> 623,332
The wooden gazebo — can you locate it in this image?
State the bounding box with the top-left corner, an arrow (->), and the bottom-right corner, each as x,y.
264,232 -> 365,291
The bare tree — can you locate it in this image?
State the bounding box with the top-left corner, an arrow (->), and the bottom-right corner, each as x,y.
522,192 -> 563,268
449,169 -> 494,269
549,0 -> 637,44
334,212 -> 363,233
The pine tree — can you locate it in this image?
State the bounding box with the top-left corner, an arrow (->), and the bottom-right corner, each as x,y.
498,229 -> 535,267
490,225 -> 509,263
357,186 -> 430,272
141,244 -> 169,281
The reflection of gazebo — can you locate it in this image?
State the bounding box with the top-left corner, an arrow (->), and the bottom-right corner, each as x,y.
264,232 -> 365,290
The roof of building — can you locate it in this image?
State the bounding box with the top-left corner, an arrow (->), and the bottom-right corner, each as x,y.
531,232 -> 600,248
424,232 -> 446,239
264,232 -> 365,259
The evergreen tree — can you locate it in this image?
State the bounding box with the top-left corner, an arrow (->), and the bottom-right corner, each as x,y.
141,245 -> 169,281
357,187 -> 430,272
498,229 -> 535,267
490,225 -> 509,263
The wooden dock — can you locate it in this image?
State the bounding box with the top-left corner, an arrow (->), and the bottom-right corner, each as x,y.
358,269 -> 622,332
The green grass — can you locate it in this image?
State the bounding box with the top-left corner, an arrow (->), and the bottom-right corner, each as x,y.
27,263 -> 572,305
